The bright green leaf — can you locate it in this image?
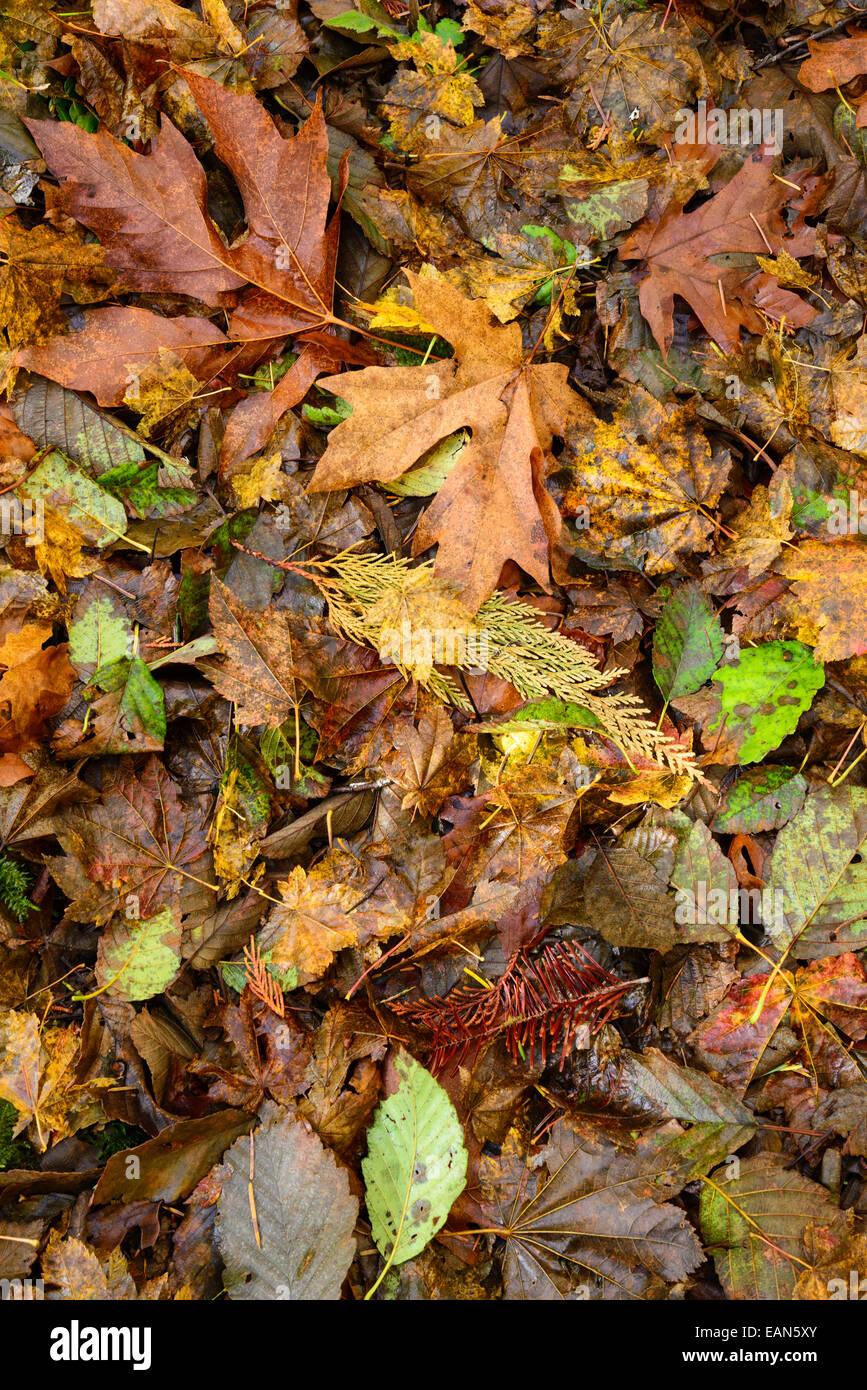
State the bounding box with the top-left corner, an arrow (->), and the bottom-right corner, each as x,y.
94,906 -> 181,1001
362,1050 -> 467,1276
705,640 -> 824,764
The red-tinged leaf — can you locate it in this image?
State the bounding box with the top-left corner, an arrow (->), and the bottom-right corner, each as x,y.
182,75 -> 335,336
795,953 -> 867,1040
689,972 -> 791,1092
17,308 -> 232,406
619,146 -> 817,354
25,114 -> 245,305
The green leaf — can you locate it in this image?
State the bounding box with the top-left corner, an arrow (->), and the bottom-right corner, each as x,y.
68,592 -> 133,679
90,656 -> 167,744
510,697 -> 601,729
669,817 -> 740,943
362,1050 -> 467,1274
713,766 -> 808,833
561,176 -> 649,241
302,396 -> 352,429
706,640 -> 824,764
219,954 -> 298,995
94,906 -> 181,1002
387,430 -> 466,497
217,1106 -> 358,1300
17,449 -> 129,548
99,458 -> 196,519
765,784 -> 867,958
652,582 -> 722,699
432,17 -> 463,45
322,5 -> 399,38
628,1049 -> 756,1131
700,1154 -> 840,1299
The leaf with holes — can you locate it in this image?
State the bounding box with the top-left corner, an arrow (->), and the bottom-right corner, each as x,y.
713,767 -> 808,834
682,640 -> 824,766
764,784 -> 867,958
362,1049 -> 467,1271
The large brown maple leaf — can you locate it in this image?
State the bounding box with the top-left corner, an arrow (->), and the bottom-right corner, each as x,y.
18,75 -> 345,426
308,274 -> 594,610
619,145 -> 818,354
50,756 -> 213,927
25,74 -> 336,334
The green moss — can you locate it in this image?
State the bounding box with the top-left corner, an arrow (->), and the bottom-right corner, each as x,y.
80,1120 -> 149,1163
0,1099 -> 36,1171
0,853 -> 34,922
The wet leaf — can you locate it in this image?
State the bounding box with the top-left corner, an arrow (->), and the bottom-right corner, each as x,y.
700,1154 -> 840,1300
362,1050 -> 467,1271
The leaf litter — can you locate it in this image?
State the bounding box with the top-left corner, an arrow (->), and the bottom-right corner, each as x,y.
0,0 -> 866,1306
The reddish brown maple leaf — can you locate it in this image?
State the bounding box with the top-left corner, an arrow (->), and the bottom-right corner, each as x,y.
619,145 -> 818,354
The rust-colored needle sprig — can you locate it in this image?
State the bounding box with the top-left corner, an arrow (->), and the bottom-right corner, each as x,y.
242,937 -> 285,1018
393,939 -> 645,1071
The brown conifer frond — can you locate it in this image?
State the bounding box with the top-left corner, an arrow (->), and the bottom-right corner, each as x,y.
392,940 -> 645,1071
243,937 -> 285,1019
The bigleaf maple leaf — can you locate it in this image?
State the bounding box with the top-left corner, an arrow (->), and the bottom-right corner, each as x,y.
619,145 -> 818,354
308,273 -> 594,610
19,75 -> 345,420
50,756 -> 213,927
25,73 -> 336,334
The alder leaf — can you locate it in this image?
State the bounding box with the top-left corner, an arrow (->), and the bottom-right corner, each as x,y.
713,767 -> 808,834
764,784 -> 867,958
688,640 -> 825,766
94,906 -> 181,1002
67,591 -> 133,680
17,449 -> 129,550
88,656 -> 166,741
362,1050 -> 467,1273
14,377 -> 145,475
217,1106 -> 359,1301
652,582 -> 723,700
